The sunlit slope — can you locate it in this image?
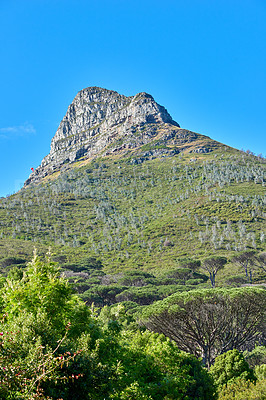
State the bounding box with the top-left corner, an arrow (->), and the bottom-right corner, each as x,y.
0,146 -> 265,278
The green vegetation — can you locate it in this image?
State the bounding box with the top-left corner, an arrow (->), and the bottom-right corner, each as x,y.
0,148 -> 265,286
217,379 -> 266,400
209,350 -> 256,390
139,287 -> 266,368
0,252 -> 265,399
209,349 -> 266,399
0,144 -> 265,398
0,255 -> 217,399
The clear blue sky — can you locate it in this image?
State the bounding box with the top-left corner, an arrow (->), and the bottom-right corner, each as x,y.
0,0 -> 265,197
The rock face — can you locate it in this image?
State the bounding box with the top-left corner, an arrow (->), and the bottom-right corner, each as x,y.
25,87 -> 217,186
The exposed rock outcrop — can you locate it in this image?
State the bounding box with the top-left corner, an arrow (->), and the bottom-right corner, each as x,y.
24,87 -> 217,186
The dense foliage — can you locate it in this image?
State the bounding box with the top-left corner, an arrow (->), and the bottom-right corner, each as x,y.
209,349 -> 256,389
0,254 -> 217,399
139,287 -> 266,368
217,378 -> 266,400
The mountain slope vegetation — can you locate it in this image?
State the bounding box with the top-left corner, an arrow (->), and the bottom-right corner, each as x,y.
0,146 -> 265,295
0,87 -> 265,303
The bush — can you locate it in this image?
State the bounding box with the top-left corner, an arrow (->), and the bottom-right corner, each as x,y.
186,278 -> 204,285
116,286 -> 162,305
0,315 -> 76,400
218,378 -> 266,400
115,331 -> 217,400
0,256 -> 27,268
210,349 -> 256,391
225,275 -> 247,287
244,346 -> 266,369
255,364 -> 266,381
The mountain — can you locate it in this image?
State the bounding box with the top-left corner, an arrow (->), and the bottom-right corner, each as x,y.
0,87 -> 265,302
25,87 -> 219,186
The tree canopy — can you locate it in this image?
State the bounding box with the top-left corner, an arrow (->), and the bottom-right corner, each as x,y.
0,252 -> 217,399
139,287 -> 266,368
209,349 -> 256,390
202,256 -> 227,287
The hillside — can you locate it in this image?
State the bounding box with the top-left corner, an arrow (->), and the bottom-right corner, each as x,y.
0,87 -> 265,304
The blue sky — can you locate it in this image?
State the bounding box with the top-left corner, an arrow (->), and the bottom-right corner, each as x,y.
0,0 -> 265,197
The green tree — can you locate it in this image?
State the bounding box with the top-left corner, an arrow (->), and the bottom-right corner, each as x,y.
244,346 -> 266,369
0,251 -> 115,399
231,251 -> 256,283
139,288 -> 266,368
209,349 -> 256,390
111,330 -> 216,400
202,256 -> 227,287
2,249 -> 93,340
116,286 -> 162,305
166,268 -> 194,285
178,257 -> 201,271
0,316 -> 76,400
255,364 -> 266,381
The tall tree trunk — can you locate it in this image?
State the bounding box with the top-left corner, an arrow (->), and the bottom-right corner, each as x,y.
210,272 -> 215,288
249,269 -> 253,284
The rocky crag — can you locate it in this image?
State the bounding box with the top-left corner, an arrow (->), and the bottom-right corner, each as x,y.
25,87 -> 220,186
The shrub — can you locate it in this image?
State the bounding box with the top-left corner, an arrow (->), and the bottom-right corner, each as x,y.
255,364 -> 266,381
218,378 -> 266,400
186,278 -> 204,285
244,346 -> 266,369
209,349 -> 256,390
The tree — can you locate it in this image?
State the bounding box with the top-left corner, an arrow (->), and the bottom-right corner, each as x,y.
202,257 -> 227,287
117,271 -> 155,287
244,346 -> 266,369
116,286 -> 161,305
0,252 -> 218,399
166,268 -> 194,285
139,288 -> 266,368
65,256 -> 103,273
0,251 -> 96,399
2,249 -> 92,339
0,251 -> 121,399
255,364 -> 266,381
255,252 -> 266,274
113,330 -> 216,400
178,258 -> 201,271
81,284 -> 127,306
0,316 -> 76,400
231,251 -> 256,283
209,349 -> 256,391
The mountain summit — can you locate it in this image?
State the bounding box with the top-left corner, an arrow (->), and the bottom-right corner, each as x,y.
1,87 -> 265,289
25,87 -> 219,186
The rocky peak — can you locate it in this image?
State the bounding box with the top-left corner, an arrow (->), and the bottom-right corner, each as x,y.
50,87 -> 178,150
25,87 -> 180,185
25,87 -> 216,187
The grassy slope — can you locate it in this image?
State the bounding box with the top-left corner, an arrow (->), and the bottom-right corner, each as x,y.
0,145 -> 265,289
